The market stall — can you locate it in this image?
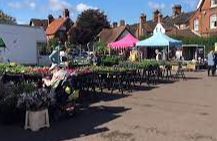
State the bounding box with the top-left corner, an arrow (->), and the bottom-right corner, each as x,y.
0,37 -> 6,48
136,23 -> 182,60
182,44 -> 205,61
109,34 -> 139,59
109,34 -> 139,49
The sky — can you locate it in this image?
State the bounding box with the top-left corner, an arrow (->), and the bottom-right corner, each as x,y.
0,0 -> 200,24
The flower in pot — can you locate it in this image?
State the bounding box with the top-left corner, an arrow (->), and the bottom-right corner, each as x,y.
17,88 -> 51,131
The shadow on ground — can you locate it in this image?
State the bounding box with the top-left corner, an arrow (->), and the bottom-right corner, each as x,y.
79,91 -> 129,107
185,76 -> 202,80
0,105 -> 130,141
158,79 -> 177,84
132,85 -> 158,91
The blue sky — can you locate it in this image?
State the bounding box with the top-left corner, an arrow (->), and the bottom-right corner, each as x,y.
0,0 -> 199,24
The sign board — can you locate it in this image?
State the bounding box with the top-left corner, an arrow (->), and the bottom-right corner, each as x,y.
215,43 -> 217,52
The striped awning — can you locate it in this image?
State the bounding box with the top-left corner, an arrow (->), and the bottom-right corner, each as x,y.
0,38 -> 6,48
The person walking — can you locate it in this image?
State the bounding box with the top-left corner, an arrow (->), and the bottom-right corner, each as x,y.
213,52 -> 217,75
207,50 -> 214,76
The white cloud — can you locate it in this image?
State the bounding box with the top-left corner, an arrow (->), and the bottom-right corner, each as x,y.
76,3 -> 98,12
48,0 -> 72,11
8,0 -> 37,10
148,1 -> 165,10
29,2 -> 36,9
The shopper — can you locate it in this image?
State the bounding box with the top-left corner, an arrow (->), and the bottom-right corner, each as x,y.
213,52 -> 217,75
207,50 -> 214,76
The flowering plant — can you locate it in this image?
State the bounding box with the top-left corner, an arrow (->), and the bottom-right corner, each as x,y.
17,88 -> 52,111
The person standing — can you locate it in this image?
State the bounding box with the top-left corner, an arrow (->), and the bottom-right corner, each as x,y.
207,50 -> 214,76
155,49 -> 162,61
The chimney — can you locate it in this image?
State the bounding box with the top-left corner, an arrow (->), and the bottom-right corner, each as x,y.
153,10 -> 160,23
158,14 -> 163,23
140,13 -> 146,25
173,5 -> 182,17
113,22 -> 118,28
120,20 -> 125,26
63,9 -> 70,18
48,14 -> 54,24
138,13 -> 146,38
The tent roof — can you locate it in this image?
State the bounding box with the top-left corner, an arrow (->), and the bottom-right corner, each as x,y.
136,23 -> 182,48
0,38 -> 6,48
136,32 -> 182,47
109,34 -> 139,49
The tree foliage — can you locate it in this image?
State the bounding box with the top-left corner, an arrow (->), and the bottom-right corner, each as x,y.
48,38 -> 58,50
68,27 -> 92,45
0,10 -> 16,24
68,9 -> 110,45
95,41 -> 107,55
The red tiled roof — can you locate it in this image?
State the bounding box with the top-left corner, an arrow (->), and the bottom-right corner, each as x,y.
46,18 -> 68,35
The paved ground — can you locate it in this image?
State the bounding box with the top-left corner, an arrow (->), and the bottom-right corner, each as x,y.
1,71 -> 217,141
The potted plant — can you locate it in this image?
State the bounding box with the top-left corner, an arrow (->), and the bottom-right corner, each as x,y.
17,88 -> 51,131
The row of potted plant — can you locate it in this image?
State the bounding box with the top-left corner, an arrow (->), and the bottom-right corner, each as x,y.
119,60 -> 160,70
0,63 -> 50,76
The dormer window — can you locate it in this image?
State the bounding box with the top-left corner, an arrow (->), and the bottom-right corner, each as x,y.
211,0 -> 217,7
210,14 -> 217,29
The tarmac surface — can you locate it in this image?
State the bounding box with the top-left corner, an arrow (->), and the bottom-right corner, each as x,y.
1,71 -> 217,141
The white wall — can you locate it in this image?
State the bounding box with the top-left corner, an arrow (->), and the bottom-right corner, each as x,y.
0,24 -> 46,65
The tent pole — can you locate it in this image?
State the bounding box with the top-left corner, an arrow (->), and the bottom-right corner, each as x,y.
167,45 -> 169,61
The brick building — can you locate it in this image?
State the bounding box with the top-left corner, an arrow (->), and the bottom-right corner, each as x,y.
129,5 -> 198,39
190,0 -> 217,37
98,20 -> 135,45
30,9 -> 74,43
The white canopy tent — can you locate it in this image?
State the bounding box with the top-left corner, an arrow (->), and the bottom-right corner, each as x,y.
136,23 -> 182,59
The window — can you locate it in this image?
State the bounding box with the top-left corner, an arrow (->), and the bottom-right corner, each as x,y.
211,0 -> 217,7
180,24 -> 186,30
210,14 -> 217,29
194,19 -> 199,31
37,42 -> 49,55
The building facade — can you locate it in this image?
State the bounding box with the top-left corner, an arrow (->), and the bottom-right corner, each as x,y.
190,0 -> 217,37
30,9 -> 74,43
98,21 -> 134,45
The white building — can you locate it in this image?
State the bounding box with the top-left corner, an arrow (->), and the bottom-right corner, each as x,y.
0,24 -> 47,65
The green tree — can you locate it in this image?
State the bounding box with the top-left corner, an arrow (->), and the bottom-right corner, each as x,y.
69,9 -> 110,45
48,38 -> 59,51
68,26 -> 92,45
95,41 -> 108,55
0,10 -> 16,24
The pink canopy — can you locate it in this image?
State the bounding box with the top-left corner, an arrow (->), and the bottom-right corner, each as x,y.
109,34 -> 139,49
